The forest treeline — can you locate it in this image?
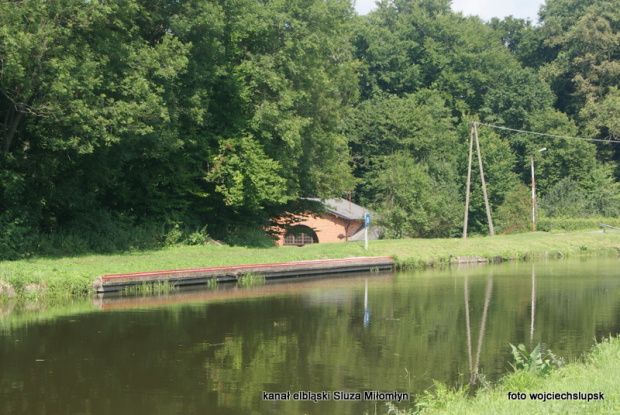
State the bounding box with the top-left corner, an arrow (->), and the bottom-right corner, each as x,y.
1,0 -> 619,258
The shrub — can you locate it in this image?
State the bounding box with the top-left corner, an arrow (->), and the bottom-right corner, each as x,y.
495,183 -> 531,234
509,343 -> 563,377
0,213 -> 36,261
537,217 -> 620,232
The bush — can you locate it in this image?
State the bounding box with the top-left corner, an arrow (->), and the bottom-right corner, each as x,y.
495,183 -> 532,234
224,225 -> 277,248
0,213 -> 37,261
539,177 -> 586,218
537,217 -> 620,232
0,206 -> 217,260
34,210 -> 166,256
164,224 -> 211,247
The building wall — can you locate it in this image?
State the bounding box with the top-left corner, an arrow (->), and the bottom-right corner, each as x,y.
274,213 -> 363,246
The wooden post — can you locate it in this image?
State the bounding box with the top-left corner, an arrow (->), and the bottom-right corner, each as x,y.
473,123 -> 495,236
531,153 -> 536,232
463,125 -> 474,238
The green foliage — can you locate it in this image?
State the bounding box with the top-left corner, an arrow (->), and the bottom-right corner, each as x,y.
368,153 -> 461,238
223,225 -> 278,248
163,224 -> 212,247
0,210 -> 214,260
409,381 -> 469,413
349,90 -> 459,170
0,0 -> 619,258
495,183 -> 532,233
509,343 -> 563,376
348,90 -> 462,238
538,0 -> 620,117
537,217 -> 620,232
184,226 -> 212,246
539,177 -> 587,217
0,0 -> 359,257
540,172 -> 620,218
236,272 -> 266,288
580,87 -> 620,140
488,16 -> 537,59
0,213 -> 36,261
33,210 -> 166,257
206,136 -> 288,209
480,66 -> 554,129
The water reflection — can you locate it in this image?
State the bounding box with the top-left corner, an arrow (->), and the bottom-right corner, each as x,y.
364,279 -> 370,327
1,258 -> 620,415
464,274 -> 493,385
531,267 -> 536,346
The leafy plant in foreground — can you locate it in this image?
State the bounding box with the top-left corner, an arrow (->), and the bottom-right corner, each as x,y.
509,343 -> 563,376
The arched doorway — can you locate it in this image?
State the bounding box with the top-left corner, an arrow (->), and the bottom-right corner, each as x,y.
283,225 -> 319,246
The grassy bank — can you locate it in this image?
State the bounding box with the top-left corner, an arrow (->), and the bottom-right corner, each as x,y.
386,336 -> 620,414
1,231 -> 619,299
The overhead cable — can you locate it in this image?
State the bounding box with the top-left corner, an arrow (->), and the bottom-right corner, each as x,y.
474,122 -> 619,144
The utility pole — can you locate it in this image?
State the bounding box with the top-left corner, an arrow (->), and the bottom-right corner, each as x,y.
463,123 -> 494,237
473,123 -> 495,236
462,127 -> 474,238
530,147 -> 547,232
531,153 -> 536,232
463,121 -> 495,238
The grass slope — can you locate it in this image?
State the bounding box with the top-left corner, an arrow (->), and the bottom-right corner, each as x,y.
388,336 -> 620,414
1,231 -> 619,299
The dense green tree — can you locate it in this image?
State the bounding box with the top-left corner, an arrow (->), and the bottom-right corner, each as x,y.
353,0 -> 541,117
348,90 -> 458,175
347,90 -> 462,237
494,182 -> 532,233
537,0 -> 620,122
366,152 -> 461,237
479,66 -> 555,129
0,0 -> 192,256
521,109 -> 600,192
2,0 -> 620,257
170,0 -> 360,239
0,0 -> 360,255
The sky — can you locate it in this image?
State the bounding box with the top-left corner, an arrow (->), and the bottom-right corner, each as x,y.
354,0 -> 546,23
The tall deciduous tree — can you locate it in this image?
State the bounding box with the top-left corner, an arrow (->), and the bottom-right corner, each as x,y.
1,0 -> 361,255
537,0 -> 620,123
348,90 -> 462,237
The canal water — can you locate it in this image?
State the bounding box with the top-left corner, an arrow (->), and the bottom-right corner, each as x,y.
1,256 -> 620,415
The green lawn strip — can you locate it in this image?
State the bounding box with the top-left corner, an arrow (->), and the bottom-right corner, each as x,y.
1,231 -> 619,299
389,336 -> 620,414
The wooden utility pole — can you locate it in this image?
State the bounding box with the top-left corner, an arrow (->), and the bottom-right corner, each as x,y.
463,122 -> 495,237
474,123 -> 495,236
530,147 -> 546,232
531,153 -> 537,232
462,128 -> 474,238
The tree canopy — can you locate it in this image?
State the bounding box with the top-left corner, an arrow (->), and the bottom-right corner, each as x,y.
1,0 -> 620,257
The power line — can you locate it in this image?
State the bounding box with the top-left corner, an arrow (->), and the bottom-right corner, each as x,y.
474,122 -> 620,144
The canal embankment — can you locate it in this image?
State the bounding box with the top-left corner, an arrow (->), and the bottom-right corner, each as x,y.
1,231 -> 619,300
92,257 -> 395,293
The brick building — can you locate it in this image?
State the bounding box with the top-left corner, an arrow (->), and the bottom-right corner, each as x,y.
274,198 -> 381,246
